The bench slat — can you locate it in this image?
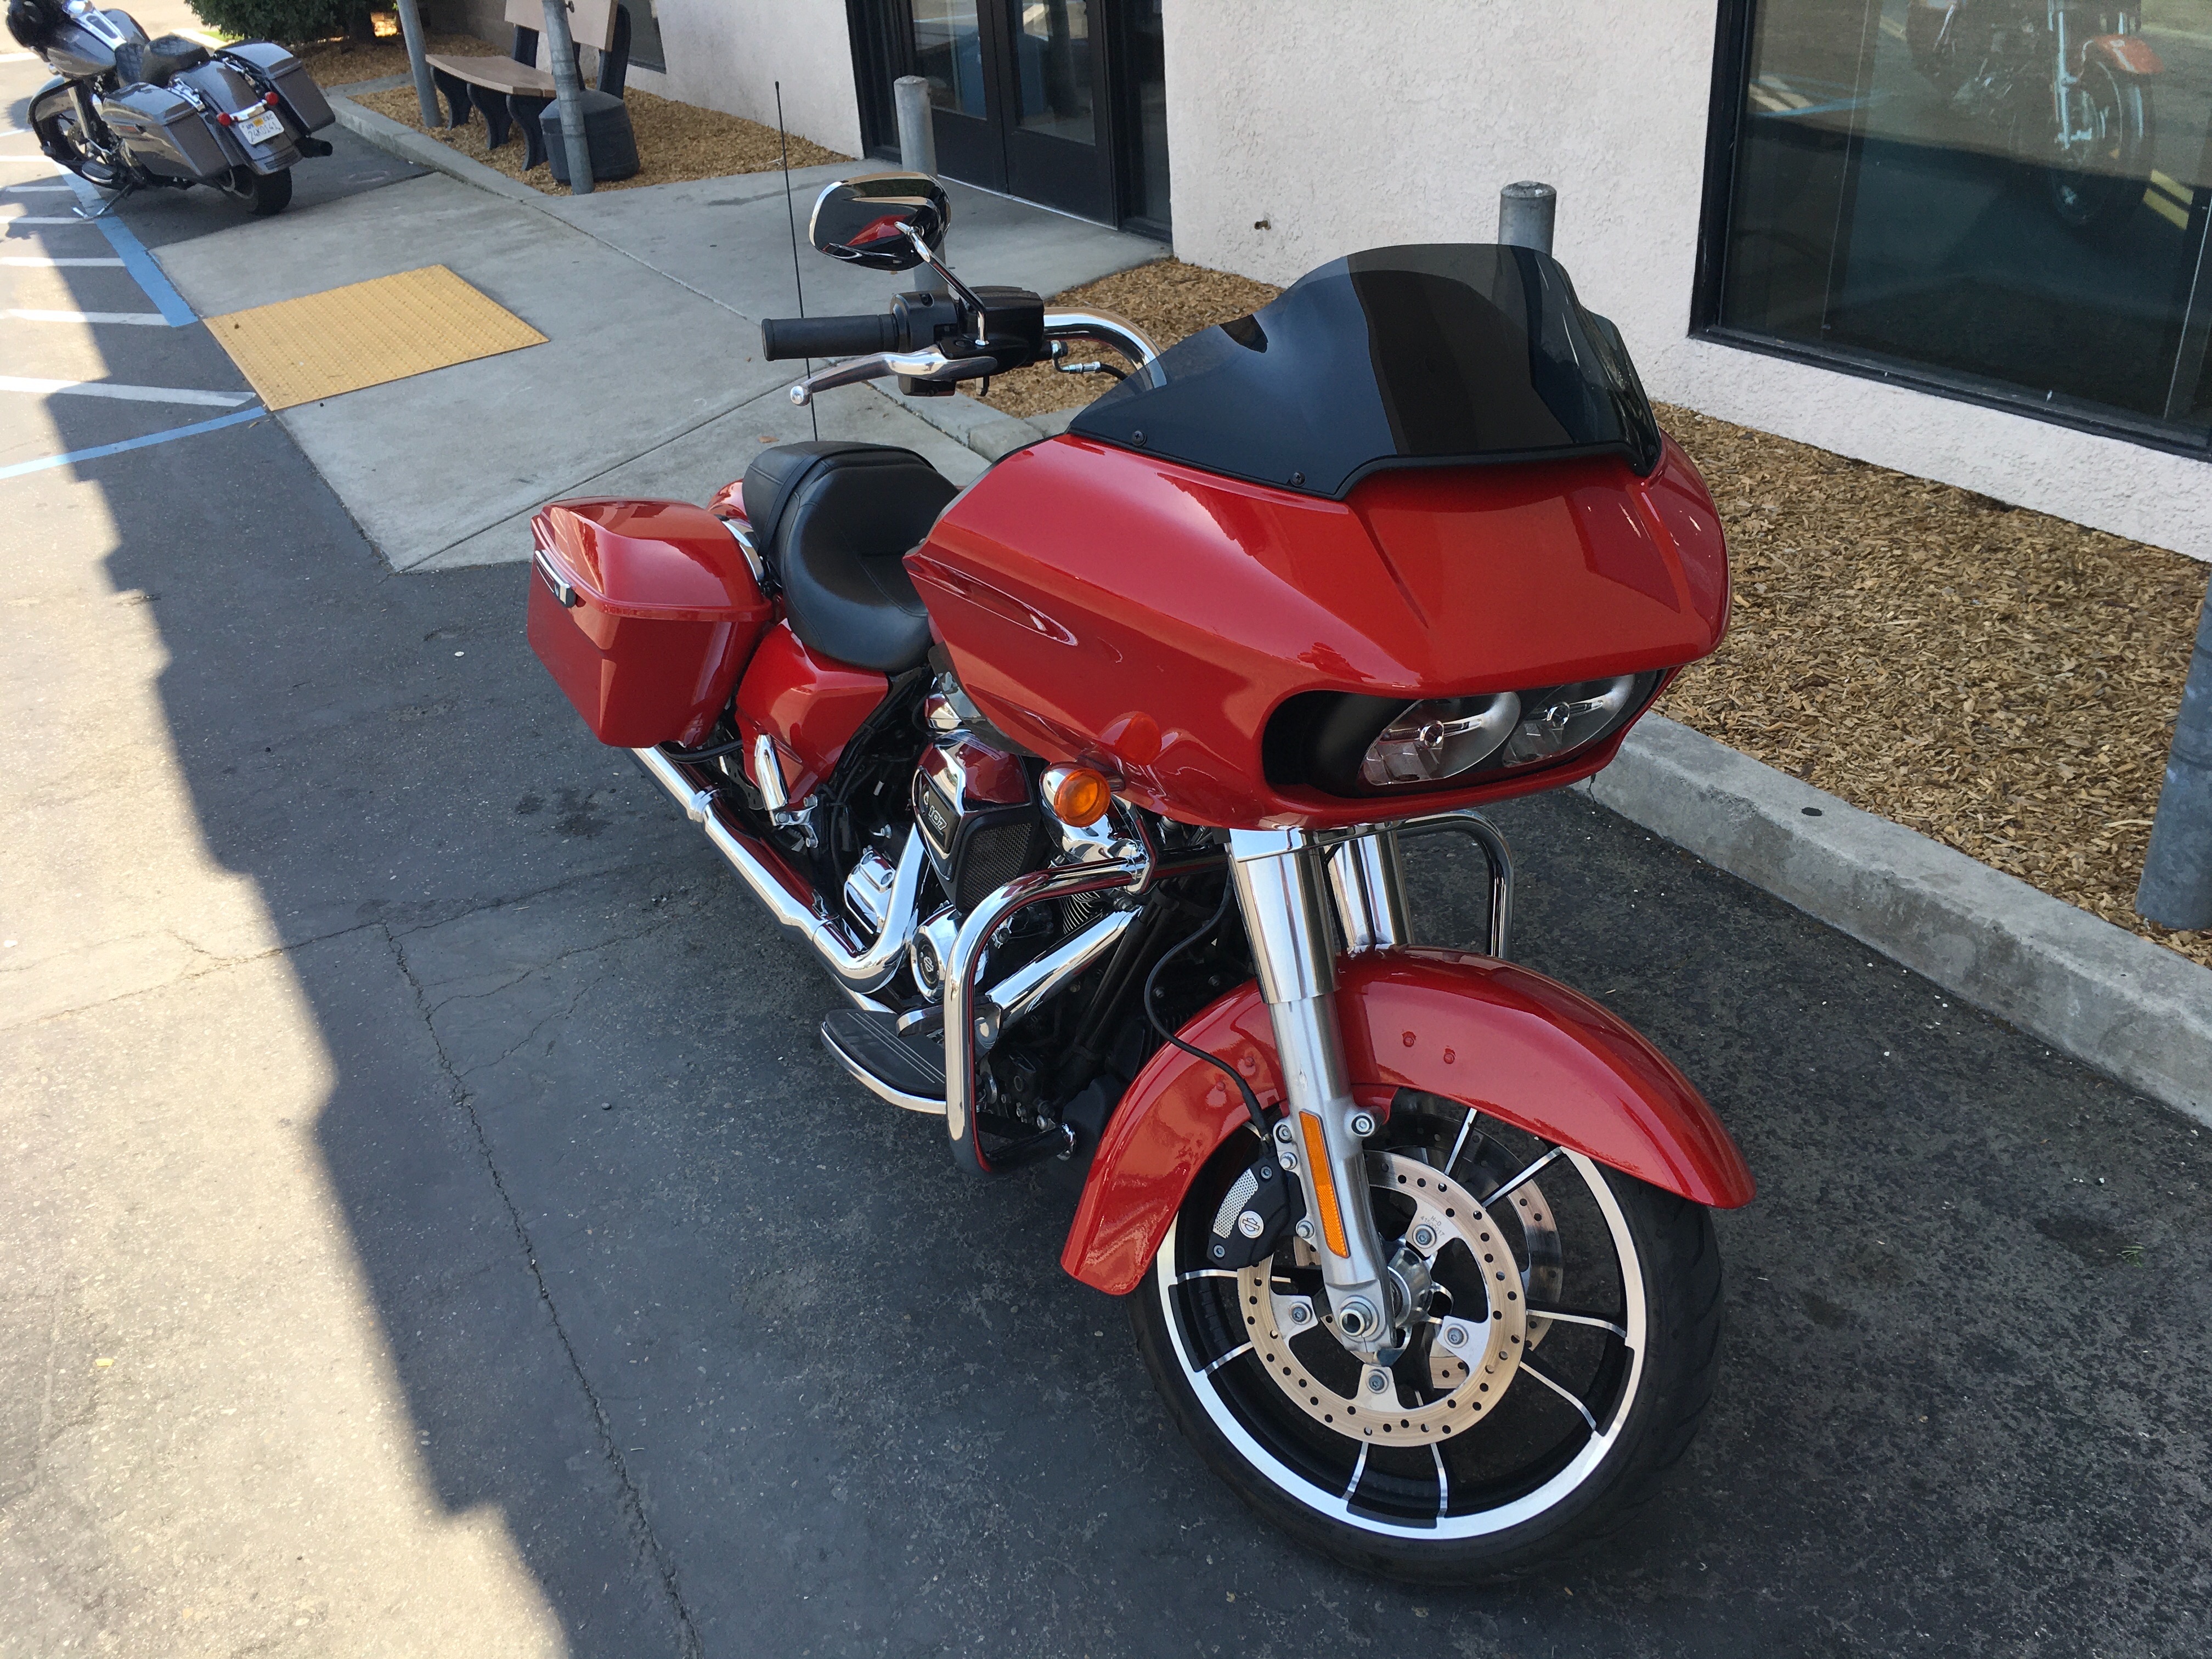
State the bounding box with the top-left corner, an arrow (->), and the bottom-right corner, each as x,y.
424,54 -> 558,95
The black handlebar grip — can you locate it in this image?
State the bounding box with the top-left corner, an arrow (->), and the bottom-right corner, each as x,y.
760,313 -> 902,360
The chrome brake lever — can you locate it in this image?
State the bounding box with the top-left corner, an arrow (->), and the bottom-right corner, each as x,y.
787,348 -> 996,407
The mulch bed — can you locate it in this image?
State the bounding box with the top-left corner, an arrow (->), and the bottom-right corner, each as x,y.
294,32 -> 489,88
984,259 -> 2210,967
343,58 -> 846,195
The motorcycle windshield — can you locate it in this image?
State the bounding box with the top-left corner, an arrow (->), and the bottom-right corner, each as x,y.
1067,244 -> 1662,498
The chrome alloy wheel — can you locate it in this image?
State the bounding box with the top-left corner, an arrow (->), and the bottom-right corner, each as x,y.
1144,1109 -> 1656,1544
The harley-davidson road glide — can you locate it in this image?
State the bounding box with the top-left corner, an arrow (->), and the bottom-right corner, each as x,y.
524,173 -> 1753,1581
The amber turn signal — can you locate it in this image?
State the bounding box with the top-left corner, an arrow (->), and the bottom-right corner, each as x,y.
1042,764 -> 1113,828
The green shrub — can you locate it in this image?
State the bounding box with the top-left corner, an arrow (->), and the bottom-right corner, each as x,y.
187,0 -> 370,44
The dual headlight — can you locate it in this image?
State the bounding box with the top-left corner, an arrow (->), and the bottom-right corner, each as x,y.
1264,671 -> 1662,798
1360,674 -> 1648,788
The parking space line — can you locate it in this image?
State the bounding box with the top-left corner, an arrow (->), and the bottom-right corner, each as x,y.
59,175 -> 201,326
5,308 -> 171,325
0,405 -> 267,481
0,375 -> 253,407
2,256 -> 125,267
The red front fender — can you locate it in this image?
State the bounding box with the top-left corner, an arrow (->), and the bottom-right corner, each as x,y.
2085,33 -> 2163,78
1059,946 -> 1754,1296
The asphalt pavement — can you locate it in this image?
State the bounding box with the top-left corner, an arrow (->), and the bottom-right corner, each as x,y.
3,36 -> 2210,1659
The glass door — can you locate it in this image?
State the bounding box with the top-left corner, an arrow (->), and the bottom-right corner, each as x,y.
861,0 -> 1155,229
904,0 -> 1114,221
1000,0 -> 1113,220
912,0 -> 1006,193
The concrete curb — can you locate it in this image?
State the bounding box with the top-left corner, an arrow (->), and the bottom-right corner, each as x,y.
1588,715 -> 2212,1124
880,382 -> 1051,461
326,93 -> 544,206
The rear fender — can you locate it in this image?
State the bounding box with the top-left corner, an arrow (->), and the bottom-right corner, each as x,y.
1060,946 -> 1754,1296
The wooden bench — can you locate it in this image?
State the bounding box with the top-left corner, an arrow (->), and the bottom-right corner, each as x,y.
424,0 -> 631,172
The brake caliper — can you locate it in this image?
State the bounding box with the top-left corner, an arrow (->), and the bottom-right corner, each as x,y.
1206,1150 -> 1306,1268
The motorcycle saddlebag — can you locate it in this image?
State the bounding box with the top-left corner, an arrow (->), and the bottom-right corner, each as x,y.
173,58 -> 298,173
218,41 -> 336,133
95,83 -> 231,179
527,498 -> 777,748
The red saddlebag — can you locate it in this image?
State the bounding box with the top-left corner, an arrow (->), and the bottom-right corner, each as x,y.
527,498 -> 775,747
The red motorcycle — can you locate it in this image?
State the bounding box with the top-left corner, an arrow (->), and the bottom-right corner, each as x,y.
525,173 -> 1751,1580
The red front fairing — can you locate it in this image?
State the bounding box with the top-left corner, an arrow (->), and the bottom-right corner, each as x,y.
907,433 -> 1728,828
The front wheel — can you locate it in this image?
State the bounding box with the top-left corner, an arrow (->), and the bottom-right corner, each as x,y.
1130,1097 -> 1723,1582
31,97 -> 128,190
2045,63 -> 2151,232
224,166 -> 292,217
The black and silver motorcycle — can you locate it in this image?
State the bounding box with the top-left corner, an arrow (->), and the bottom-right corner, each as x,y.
6,0 -> 336,216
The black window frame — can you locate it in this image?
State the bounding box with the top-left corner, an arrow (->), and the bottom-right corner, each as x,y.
1691,0 -> 2212,462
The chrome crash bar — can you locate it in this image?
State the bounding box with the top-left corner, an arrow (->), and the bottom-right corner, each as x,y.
943,838 -> 1223,1175
1318,810 -> 1515,961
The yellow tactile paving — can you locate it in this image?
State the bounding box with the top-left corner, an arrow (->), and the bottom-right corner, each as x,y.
206,264 -> 546,411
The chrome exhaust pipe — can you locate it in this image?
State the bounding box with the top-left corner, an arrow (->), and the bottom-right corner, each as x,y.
631,746 -> 923,994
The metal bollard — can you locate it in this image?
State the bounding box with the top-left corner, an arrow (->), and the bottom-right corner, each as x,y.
2136,583 -> 2212,929
541,0 -> 594,196
1498,180 -> 1556,255
392,0 -> 438,129
894,75 -> 949,296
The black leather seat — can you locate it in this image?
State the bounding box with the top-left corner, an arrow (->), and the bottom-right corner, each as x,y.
741,441 -> 955,675
116,35 -> 211,88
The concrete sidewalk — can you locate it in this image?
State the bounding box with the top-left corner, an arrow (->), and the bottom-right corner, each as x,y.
149,158 -> 1165,572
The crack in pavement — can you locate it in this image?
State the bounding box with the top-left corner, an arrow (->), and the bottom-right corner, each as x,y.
457,966 -> 614,1081
380,921 -> 704,1657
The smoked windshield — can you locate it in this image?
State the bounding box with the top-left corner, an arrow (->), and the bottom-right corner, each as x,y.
1068,244 -> 1662,498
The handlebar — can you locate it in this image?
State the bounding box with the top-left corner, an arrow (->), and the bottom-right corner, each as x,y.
770,305 -> 1165,406
760,313 -> 905,361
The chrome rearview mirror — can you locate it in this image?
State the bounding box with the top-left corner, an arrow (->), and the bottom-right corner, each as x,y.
808,172 -> 951,271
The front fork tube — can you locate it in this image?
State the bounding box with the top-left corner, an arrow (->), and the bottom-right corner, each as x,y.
1227,829 -> 1398,1357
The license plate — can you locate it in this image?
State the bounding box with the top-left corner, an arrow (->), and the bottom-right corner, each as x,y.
235,105 -> 285,145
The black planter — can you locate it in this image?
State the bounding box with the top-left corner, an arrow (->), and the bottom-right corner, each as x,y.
539,91 -> 640,184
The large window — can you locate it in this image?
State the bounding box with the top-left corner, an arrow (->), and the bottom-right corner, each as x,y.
1701,1 -> 2212,452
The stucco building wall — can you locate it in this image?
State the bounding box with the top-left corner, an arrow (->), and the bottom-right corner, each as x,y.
1160,1 -> 2212,561
426,0 -> 864,159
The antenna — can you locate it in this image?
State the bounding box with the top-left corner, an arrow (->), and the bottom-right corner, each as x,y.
775,81 -> 818,441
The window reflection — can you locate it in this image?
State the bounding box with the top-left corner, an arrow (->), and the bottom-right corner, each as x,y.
914,0 -> 986,118
1717,1 -> 2212,442
1014,0 -> 1095,145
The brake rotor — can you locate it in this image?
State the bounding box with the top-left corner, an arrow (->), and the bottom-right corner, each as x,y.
1234,1152 -> 1530,1443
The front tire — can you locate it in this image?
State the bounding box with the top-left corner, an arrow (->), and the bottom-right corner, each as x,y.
1130,1100 -> 1723,1582
2045,63 -> 2151,232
